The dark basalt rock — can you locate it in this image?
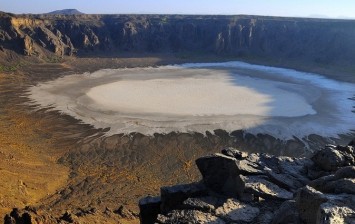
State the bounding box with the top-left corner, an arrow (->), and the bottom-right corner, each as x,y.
241,175 -> 293,200
139,196 -> 161,224
214,198 -> 260,223
221,147 -> 247,160
196,153 -> 245,197
160,182 -> 207,213
59,211 -> 75,223
141,141 -> 355,223
181,196 -> 222,213
295,186 -> 329,224
334,166 -> 355,179
311,144 -> 354,171
296,186 -> 355,224
157,210 -> 225,224
271,200 -> 301,224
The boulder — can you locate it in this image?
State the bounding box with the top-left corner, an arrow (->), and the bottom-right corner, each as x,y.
221,147 -> 248,160
160,182 -> 207,213
258,155 -> 311,191
139,143 -> 355,224
323,178 -> 355,194
309,166 -> 355,194
157,210 -> 225,224
3,215 -> 15,224
266,171 -> 305,192
139,196 -> 161,224
317,200 -> 355,224
5,208 -> 34,224
295,186 -> 355,223
114,205 -> 135,219
256,211 -> 275,224
236,159 -> 264,175
241,175 -> 293,200
334,166 -> 355,179
215,198 -> 260,223
182,196 -> 222,213
295,186 -> 328,224
307,164 -> 332,180
336,145 -> 354,156
59,211 -> 76,223
311,145 -> 352,171
271,200 -> 301,224
196,153 -> 245,197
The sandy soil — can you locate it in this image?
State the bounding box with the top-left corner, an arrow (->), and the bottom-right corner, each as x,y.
0,70 -> 70,219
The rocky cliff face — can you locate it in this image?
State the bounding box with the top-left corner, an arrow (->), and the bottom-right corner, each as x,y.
1,12 -> 355,68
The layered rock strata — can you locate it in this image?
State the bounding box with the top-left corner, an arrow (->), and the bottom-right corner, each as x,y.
1,12 -> 355,71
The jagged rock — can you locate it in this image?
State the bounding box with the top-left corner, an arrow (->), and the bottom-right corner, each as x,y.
182,196 -> 222,213
160,182 -> 207,213
307,164 -> 331,180
318,200 -> 355,224
23,35 -> 35,56
334,166 -> 355,179
4,208 -> 36,224
114,205 -> 135,219
239,192 -> 255,202
239,153 -> 311,191
236,159 -> 264,175
309,166 -> 355,194
221,147 -> 248,160
259,155 -> 311,184
139,144 -> 355,224
75,207 -> 97,217
271,200 -> 301,224
3,214 -> 15,224
295,186 -> 329,224
323,178 -> 355,194
311,145 -> 354,171
309,175 -> 336,192
214,198 -> 260,223
256,211 -> 275,224
295,186 -> 355,224
336,145 -> 354,155
9,209 -> 21,223
196,154 -> 245,197
157,210 -> 225,224
264,156 -> 311,191
266,171 -> 305,192
60,211 -> 75,223
139,196 -> 161,224
241,175 -> 293,200
21,213 -> 32,224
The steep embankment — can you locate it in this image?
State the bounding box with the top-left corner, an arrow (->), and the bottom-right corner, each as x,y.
1,12 -> 355,76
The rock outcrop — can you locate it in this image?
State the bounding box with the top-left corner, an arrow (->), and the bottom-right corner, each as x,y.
1,12 -> 355,71
140,141 -> 355,223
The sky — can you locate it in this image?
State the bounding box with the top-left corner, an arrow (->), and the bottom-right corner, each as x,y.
1,0 -> 355,19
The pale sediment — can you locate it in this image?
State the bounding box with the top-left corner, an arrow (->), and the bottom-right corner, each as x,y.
28,61 -> 355,139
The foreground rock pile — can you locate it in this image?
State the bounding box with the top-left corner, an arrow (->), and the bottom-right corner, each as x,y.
139,141 -> 355,223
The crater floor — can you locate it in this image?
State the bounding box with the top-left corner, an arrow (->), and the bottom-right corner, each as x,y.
29,61 -> 355,139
